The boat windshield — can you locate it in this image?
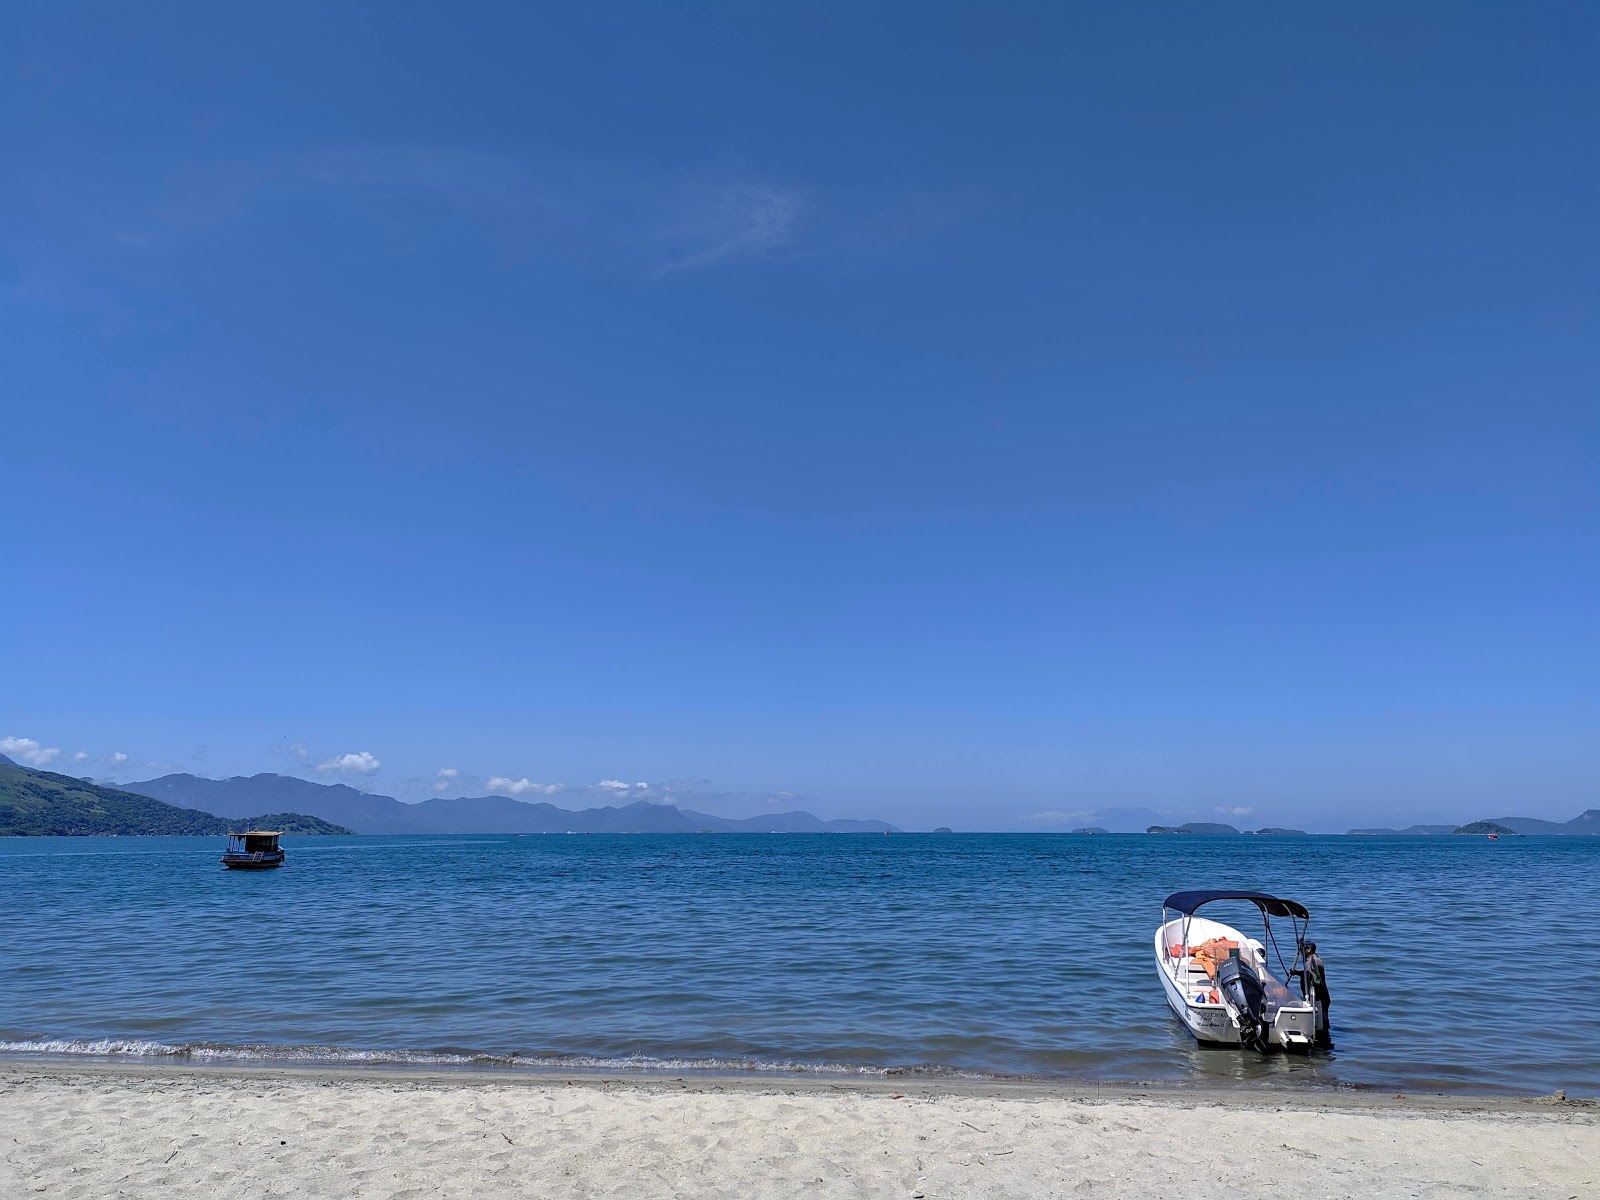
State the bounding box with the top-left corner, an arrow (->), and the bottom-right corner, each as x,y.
229,833 -> 281,853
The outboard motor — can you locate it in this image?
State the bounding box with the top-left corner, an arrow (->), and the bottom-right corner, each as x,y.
1215,957 -> 1269,1050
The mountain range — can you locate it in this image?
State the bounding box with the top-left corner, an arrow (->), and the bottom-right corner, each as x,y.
1349,812 -> 1600,836
0,756 -> 351,836
117,772 -> 901,835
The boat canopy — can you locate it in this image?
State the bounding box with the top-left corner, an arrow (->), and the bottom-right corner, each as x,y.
1162,890 -> 1309,920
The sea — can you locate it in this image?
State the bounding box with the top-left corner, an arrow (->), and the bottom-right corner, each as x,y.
3,832 -> 1595,1096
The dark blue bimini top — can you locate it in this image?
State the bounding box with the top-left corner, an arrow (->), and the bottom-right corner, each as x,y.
1162,890 -> 1309,920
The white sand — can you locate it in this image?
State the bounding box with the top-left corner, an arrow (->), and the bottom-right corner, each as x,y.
3,1064 -> 1595,1199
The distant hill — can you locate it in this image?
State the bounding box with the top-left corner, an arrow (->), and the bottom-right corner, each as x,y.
0,760 -> 351,836
1481,810 -> 1600,836
1350,811 -> 1598,836
1147,822 -> 1241,835
1351,824 -> 1467,836
125,772 -> 408,827
1070,827 -> 1109,835
1454,821 -> 1520,836
119,772 -> 899,835
1091,808 -> 1169,833
1251,827 -> 1308,835
237,813 -> 354,835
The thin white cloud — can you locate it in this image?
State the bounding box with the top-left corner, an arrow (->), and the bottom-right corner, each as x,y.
486,776 -> 562,797
1218,806 -> 1255,817
1,736 -> 61,767
73,750 -> 90,762
316,751 -> 381,776
289,742 -> 310,761
596,779 -> 652,795
655,181 -> 802,276
436,767 -> 458,778
108,751 -> 129,765
430,767 -> 461,794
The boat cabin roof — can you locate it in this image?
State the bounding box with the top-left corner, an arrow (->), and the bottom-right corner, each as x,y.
230,830 -> 282,839
1163,889 -> 1308,920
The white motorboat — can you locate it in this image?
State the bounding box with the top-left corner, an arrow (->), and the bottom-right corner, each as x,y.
1155,889 -> 1319,1053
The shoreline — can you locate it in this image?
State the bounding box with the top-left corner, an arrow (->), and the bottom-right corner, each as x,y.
5,1060 -> 1596,1199
4,1056 -> 1592,1112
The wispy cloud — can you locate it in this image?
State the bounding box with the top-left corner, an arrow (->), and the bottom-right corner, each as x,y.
486,776 -> 562,797
108,751 -> 128,765
0,736 -> 60,767
1218,806 -> 1255,817
595,779 -> 652,796
9,144 -> 974,314
73,750 -> 90,763
432,766 -> 460,794
654,181 -> 803,276
316,751 -> 381,776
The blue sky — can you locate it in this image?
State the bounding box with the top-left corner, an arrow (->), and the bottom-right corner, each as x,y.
3,3 -> 1595,832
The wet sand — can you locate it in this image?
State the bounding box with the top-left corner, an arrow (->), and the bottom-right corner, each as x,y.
3,1061 -> 1595,1198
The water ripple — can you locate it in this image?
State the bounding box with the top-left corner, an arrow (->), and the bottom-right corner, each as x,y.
1,833 -> 1595,1095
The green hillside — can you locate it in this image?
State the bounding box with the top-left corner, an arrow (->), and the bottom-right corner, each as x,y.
0,761 -> 352,836
241,812 -> 353,835
1454,820 -> 1520,836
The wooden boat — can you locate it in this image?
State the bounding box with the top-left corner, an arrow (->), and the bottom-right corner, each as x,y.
221,830 -> 285,869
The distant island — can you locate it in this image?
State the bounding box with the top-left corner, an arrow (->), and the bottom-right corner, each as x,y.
1349,824 -> 1458,836
1351,812 -> 1596,836
1147,822 -> 1241,835
1453,820 -> 1520,836
0,756 -> 351,837
1071,826 -> 1109,835
1250,827 -> 1308,836
932,826 -> 953,833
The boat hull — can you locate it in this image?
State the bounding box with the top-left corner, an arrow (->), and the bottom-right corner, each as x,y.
1155,919 -> 1316,1052
221,854 -> 285,869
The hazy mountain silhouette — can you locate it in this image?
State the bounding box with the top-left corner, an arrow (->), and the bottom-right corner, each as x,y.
119,772 -> 899,834
1349,811 -> 1599,836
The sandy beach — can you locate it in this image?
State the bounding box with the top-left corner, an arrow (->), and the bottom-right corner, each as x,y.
2,1063 -> 1594,1199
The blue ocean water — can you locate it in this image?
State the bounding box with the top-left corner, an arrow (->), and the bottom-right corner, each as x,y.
2,833 -> 1595,1095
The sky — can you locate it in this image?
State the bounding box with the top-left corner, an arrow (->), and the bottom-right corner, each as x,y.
2,3 -> 1595,833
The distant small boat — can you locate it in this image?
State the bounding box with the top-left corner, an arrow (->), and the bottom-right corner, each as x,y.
221,830 -> 285,870
1488,833 -> 1500,840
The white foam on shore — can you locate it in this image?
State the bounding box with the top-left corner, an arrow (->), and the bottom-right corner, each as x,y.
0,1038 -> 984,1078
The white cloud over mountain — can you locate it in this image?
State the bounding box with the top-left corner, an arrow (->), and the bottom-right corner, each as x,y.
316,751 -> 381,775
486,776 -> 562,796
596,779 -> 651,794
1,736 -> 60,767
